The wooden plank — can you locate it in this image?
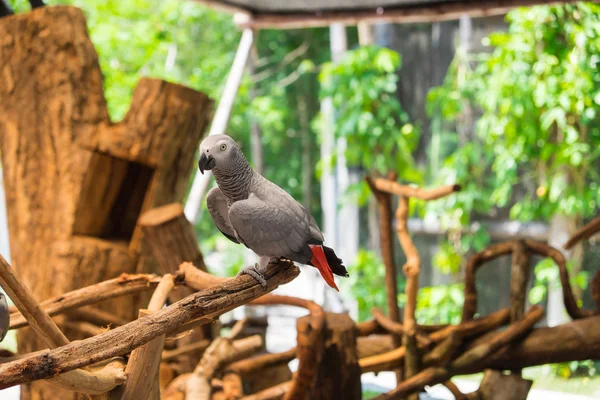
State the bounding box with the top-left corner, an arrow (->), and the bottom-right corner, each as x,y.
232,0 -> 571,29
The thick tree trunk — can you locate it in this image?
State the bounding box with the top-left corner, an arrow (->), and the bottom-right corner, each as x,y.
0,6 -> 212,399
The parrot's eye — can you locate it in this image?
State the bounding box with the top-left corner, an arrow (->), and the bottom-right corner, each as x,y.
220,144 -> 227,151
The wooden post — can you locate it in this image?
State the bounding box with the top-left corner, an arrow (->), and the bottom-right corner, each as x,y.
366,174 -> 403,383
0,6 -> 212,398
296,313 -> 361,400
139,203 -> 217,373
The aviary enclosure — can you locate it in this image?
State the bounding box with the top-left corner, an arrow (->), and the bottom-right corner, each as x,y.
0,3 -> 599,400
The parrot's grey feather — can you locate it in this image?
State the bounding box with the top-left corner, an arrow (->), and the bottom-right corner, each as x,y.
228,178 -> 316,264
206,187 -> 239,244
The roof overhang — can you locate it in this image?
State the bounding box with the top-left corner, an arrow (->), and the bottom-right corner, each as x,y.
196,0 -> 576,29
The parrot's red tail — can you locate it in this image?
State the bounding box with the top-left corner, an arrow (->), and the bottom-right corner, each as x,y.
309,245 -> 339,291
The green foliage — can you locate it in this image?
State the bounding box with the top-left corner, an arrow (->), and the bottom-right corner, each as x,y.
399,283 -> 465,325
529,257 -> 589,305
426,3 -> 600,281
549,360 -> 600,379
317,46 -> 421,181
347,250 -> 398,321
38,0 -> 240,120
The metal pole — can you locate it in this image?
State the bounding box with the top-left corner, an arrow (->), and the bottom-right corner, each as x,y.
184,27 -> 255,223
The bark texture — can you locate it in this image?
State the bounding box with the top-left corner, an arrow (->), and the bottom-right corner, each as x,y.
0,6 -> 212,399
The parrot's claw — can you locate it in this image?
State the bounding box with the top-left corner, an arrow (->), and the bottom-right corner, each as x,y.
237,264 -> 268,288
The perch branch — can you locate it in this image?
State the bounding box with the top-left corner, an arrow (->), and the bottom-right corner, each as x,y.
373,306 -> 544,399
0,254 -> 69,347
371,308 -> 431,347
443,380 -> 467,400
9,273 -> 162,329
248,294 -> 325,400
186,333 -> 263,399
356,319 -> 385,336
422,332 -> 461,367
227,347 -> 297,377
162,340 -> 211,362
163,373 -> 191,400
365,173 -> 403,381
0,261 -> 299,390
463,239 -> 595,321
372,179 -> 461,200
397,195 -> 420,395
241,380 -> 293,400
524,239 -> 596,319
222,371 -> 244,399
360,308 -> 510,374
0,254 -> 126,395
564,214 -> 600,250
452,305 -> 543,369
178,261 -> 229,291
509,240 -> 530,322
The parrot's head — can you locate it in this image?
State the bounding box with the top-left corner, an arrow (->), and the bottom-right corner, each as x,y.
198,134 -> 240,175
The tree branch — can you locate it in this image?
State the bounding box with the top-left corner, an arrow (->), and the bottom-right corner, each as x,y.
0,261 -> 299,390
9,273 -> 162,329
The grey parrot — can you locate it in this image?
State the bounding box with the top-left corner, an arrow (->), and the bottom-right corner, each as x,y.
198,134 -> 349,290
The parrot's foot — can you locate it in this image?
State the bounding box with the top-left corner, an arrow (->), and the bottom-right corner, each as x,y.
237,264 -> 268,288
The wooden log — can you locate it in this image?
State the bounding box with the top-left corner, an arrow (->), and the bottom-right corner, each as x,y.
140,203 -> 214,373
306,313 -> 361,400
109,310 -> 165,400
109,275 -> 175,399
0,261 -> 299,390
476,369 -> 532,400
0,5 -> 212,398
139,203 -> 207,272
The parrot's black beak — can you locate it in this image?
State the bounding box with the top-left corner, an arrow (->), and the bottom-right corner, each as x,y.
198,152 -> 216,175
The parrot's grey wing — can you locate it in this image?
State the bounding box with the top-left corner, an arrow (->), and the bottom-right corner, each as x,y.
228,193 -> 312,262
206,187 -> 239,244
